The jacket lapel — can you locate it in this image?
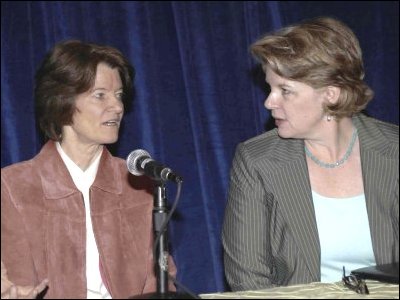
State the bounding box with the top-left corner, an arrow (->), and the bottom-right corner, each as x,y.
268,137 -> 320,282
354,114 -> 399,264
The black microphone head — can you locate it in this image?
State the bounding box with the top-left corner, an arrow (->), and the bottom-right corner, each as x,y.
126,149 -> 151,176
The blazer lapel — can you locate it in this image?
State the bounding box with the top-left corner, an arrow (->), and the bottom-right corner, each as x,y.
355,114 -> 399,264
269,138 -> 320,282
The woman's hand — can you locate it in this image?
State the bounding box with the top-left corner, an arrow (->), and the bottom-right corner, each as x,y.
1,261 -> 48,299
1,281 -> 49,299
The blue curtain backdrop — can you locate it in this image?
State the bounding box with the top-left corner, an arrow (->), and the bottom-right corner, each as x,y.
1,1 -> 398,294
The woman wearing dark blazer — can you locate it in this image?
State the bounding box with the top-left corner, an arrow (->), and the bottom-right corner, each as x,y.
222,17 -> 399,292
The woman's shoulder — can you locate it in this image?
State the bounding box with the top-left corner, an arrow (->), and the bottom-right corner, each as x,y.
106,153 -> 154,195
235,129 -> 303,166
371,118 -> 398,141
1,159 -> 39,197
355,114 -> 398,159
356,114 -> 398,145
1,158 -> 34,177
240,129 -> 281,153
357,113 -> 398,137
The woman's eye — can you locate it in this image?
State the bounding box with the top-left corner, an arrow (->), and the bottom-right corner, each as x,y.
282,88 -> 291,96
116,93 -> 124,100
94,93 -> 105,99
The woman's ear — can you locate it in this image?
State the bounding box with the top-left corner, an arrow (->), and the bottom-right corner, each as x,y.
324,86 -> 341,105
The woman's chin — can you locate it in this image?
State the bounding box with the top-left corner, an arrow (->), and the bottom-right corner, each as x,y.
276,128 -> 293,139
100,136 -> 119,145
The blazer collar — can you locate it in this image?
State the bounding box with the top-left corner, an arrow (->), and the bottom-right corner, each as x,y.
34,141 -> 122,199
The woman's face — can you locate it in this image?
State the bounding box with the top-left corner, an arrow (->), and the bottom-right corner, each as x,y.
264,67 -> 327,139
64,63 -> 124,146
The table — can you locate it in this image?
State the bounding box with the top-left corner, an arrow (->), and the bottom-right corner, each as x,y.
199,280 -> 399,299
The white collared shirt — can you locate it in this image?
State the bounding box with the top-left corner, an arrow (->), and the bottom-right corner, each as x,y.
56,142 -> 112,299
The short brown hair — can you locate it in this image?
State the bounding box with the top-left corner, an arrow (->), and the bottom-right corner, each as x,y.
251,17 -> 373,119
35,40 -> 134,141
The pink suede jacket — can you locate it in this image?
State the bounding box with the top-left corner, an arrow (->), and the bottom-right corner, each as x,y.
1,141 -> 176,298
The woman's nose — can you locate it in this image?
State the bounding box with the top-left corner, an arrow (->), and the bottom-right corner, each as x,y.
264,93 -> 275,110
110,96 -> 124,113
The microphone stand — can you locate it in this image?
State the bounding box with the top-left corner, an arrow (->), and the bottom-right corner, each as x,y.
130,181 -> 195,299
153,182 -> 170,296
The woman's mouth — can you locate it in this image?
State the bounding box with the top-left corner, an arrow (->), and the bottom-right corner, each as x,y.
102,120 -> 120,126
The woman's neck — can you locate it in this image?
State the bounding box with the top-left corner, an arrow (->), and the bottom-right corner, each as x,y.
304,117 -> 355,163
59,140 -> 103,171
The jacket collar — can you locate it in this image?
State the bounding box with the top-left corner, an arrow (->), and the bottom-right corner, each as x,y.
34,141 -> 122,199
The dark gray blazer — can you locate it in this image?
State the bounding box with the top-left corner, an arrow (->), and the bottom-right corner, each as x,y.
222,113 -> 399,291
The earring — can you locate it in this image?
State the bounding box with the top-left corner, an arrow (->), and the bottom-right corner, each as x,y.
327,115 -> 332,122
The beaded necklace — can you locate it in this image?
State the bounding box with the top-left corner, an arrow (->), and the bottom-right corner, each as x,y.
304,128 -> 358,169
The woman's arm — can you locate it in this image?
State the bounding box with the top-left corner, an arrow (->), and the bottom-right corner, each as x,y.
1,173 -> 48,299
222,143 -> 275,291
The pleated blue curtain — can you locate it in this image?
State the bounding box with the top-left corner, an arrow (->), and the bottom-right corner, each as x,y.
1,1 -> 398,294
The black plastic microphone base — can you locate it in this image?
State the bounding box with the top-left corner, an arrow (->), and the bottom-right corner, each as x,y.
129,291 -> 198,299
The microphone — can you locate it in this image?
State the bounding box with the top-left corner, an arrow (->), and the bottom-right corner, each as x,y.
126,149 -> 183,183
